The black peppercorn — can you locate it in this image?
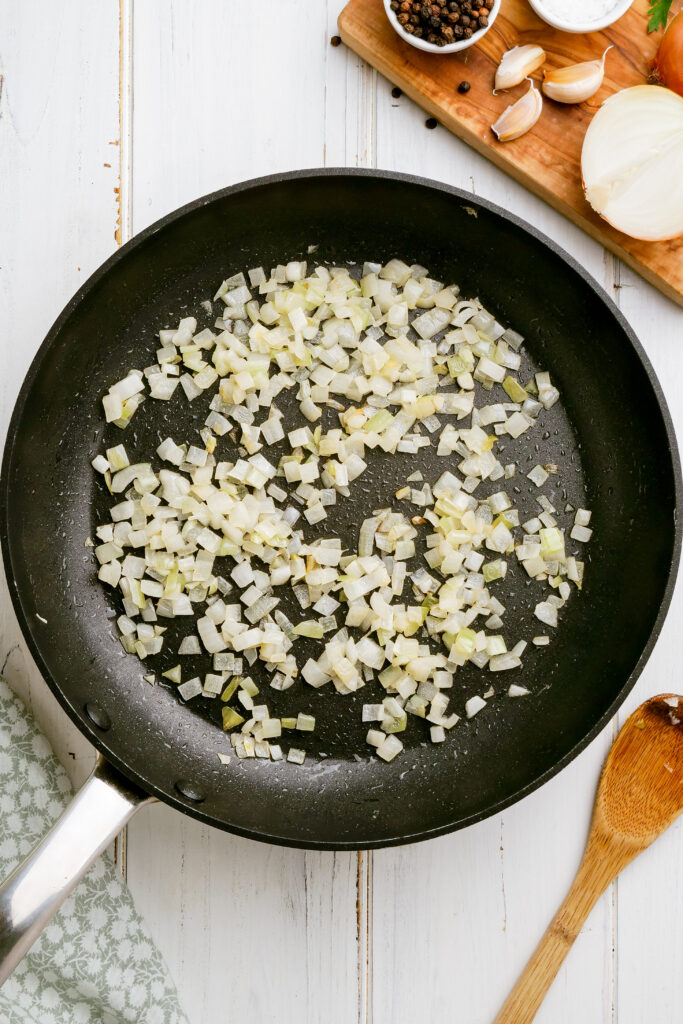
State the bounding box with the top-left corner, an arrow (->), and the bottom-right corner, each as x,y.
391,86 -> 402,97
330,35 -> 342,46
458,80 -> 471,93
425,117 -> 438,128
391,0 -> 488,45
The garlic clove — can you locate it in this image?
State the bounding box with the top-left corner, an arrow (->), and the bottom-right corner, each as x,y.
491,80 -> 543,142
495,45 -> 546,92
542,47 -> 611,105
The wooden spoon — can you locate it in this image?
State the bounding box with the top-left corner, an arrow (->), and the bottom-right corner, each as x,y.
494,694 -> 683,1024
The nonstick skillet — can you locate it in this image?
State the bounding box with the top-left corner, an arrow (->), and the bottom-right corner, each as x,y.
0,169 -> 679,981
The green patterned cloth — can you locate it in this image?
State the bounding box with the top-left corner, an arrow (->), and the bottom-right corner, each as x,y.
0,677 -> 189,1024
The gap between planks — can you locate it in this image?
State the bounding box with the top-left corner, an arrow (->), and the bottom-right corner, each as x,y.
114,0 -> 134,882
357,851 -> 373,1024
352,38 -> 377,1021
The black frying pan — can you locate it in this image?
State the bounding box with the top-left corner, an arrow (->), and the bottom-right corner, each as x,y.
0,169 -> 679,978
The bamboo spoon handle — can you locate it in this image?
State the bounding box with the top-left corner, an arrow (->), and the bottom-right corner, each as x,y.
493,829 -> 631,1024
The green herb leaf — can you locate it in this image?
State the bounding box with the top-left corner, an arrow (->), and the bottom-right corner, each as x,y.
648,0 -> 674,32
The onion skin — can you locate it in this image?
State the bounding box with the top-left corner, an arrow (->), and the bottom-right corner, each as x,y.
650,12 -> 683,98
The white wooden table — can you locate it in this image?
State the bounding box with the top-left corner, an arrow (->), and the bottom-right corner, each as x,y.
1,3 -> 681,1022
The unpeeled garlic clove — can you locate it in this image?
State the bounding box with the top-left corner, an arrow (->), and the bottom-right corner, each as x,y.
491,80 -> 543,142
542,47 -> 611,105
494,45 -> 546,91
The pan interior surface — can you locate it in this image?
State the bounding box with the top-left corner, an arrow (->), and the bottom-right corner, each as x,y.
2,171 -> 678,848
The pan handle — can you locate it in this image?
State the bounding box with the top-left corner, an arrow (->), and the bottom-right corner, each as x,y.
0,755 -> 154,986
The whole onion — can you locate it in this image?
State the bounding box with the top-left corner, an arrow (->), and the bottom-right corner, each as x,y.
651,11 -> 683,98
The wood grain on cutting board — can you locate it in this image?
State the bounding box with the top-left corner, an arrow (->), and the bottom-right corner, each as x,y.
338,0 -> 683,305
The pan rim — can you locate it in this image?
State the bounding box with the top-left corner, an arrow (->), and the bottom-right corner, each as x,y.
1,166 -> 681,849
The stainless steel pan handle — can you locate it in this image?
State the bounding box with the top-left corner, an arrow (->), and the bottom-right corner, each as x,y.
0,756 -> 154,986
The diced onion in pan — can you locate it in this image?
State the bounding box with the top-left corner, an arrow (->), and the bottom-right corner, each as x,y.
92,258 -> 589,767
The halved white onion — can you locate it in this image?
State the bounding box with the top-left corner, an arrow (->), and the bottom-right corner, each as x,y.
581,85 -> 683,241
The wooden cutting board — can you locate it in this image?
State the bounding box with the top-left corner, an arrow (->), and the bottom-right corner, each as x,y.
338,0 -> 683,306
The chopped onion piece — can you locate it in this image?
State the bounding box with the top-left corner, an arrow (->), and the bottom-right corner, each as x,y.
465,696 -> 487,718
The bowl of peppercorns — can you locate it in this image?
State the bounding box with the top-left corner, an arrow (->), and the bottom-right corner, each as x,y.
384,0 -> 500,52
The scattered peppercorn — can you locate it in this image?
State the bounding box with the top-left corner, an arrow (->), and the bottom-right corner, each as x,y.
391,86 -> 403,98
389,0 -> 490,45
425,117 -> 438,129
457,80 -> 471,93
330,35 -> 341,47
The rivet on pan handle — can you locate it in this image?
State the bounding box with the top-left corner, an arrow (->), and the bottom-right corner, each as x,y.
0,756 -> 154,986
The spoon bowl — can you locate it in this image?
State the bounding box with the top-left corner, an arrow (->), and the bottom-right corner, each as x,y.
597,695 -> 683,844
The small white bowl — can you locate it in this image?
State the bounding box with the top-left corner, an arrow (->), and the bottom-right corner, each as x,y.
527,0 -> 634,34
383,0 -> 502,54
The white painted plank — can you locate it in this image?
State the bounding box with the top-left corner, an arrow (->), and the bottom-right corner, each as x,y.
127,804 -> 362,1024
325,0 -> 377,169
125,4 -> 363,1022
371,738 -> 614,1024
609,268 -> 683,1024
368,79 -> 615,1024
0,0 -> 121,787
131,0 -> 342,233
